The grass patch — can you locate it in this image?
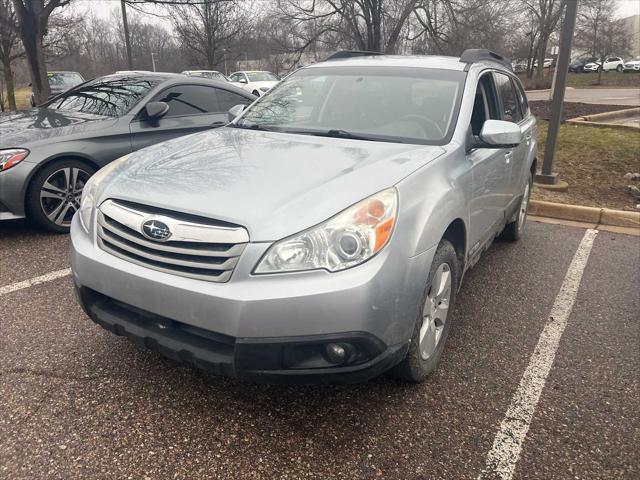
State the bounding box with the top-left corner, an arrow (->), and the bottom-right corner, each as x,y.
1,86 -> 31,110
566,71 -> 640,88
533,120 -> 640,210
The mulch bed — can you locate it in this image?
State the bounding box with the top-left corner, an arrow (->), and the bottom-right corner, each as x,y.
529,101 -> 636,122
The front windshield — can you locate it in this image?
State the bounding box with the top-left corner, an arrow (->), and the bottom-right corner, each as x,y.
247,72 -> 279,82
236,66 -> 465,144
46,76 -> 161,117
48,72 -> 84,87
197,71 -> 227,81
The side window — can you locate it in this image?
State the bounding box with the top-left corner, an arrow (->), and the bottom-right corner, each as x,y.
217,89 -> 251,112
229,73 -> 241,82
513,79 -> 529,118
470,73 -> 499,136
494,73 -> 523,123
152,85 -> 219,117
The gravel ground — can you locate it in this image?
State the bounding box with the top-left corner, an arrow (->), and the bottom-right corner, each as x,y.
1,220 -> 639,479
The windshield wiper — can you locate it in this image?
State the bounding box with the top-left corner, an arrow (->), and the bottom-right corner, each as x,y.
229,123 -> 274,131
313,129 -> 386,142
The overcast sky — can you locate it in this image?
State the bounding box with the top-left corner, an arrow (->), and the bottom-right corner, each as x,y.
75,0 -> 640,23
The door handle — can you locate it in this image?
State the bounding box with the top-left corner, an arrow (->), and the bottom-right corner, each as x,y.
525,134 -> 532,144
505,151 -> 513,165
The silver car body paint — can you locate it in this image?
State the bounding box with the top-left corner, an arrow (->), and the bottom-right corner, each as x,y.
70,55 -> 537,380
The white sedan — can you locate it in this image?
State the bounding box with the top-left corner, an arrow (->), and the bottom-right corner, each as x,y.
228,71 -> 280,96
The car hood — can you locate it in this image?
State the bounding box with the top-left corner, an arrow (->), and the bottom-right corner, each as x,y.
585,62 -> 600,67
0,108 -> 115,147
99,127 -> 445,241
625,60 -> 640,65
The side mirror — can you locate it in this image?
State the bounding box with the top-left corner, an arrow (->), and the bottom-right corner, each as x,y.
238,77 -> 248,84
476,120 -> 522,148
145,101 -> 169,122
228,104 -> 246,122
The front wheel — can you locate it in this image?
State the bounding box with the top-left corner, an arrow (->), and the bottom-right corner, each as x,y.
392,239 -> 460,383
501,171 -> 532,242
26,160 -> 96,233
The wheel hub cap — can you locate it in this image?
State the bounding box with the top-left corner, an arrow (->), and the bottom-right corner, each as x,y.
419,263 -> 452,360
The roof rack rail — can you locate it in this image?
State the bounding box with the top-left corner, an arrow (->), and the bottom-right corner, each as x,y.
459,49 -> 512,71
322,50 -> 384,62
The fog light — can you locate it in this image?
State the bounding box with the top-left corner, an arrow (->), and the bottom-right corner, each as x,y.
324,343 -> 347,364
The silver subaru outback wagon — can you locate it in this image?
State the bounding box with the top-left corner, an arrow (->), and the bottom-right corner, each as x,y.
71,50 -> 537,384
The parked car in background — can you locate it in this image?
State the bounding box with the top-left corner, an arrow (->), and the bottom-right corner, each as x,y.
601,56 -> 625,71
182,70 -> 229,82
569,57 -> 598,73
533,58 -> 554,69
0,72 -> 255,231
30,71 -> 85,107
585,57 -> 625,72
229,70 -> 280,96
583,61 -> 601,72
70,49 -> 536,384
622,57 -> 640,73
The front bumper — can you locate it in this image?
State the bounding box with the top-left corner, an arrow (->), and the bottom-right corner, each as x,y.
71,215 -> 434,383
0,159 -> 33,220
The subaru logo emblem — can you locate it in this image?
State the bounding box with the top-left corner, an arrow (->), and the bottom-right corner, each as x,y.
141,219 -> 172,242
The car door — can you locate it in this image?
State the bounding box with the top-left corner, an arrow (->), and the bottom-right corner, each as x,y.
466,72 -> 512,253
493,72 -> 534,209
129,83 -> 229,151
229,73 -> 249,92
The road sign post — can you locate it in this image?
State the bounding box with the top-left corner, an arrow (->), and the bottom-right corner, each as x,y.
536,0 -> 579,185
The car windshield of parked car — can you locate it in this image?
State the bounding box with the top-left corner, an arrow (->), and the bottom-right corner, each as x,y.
236,66 -> 465,144
194,71 -> 227,81
48,72 -> 84,87
46,76 -> 161,117
247,72 -> 279,82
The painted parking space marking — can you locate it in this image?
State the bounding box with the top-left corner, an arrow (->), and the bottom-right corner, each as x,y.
478,228 -> 598,480
0,268 -> 72,297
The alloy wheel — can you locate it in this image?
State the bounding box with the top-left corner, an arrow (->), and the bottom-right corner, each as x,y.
518,182 -> 531,232
39,167 -> 91,227
419,263 -> 452,360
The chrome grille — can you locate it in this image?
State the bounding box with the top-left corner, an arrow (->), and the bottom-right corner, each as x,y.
97,199 -> 249,282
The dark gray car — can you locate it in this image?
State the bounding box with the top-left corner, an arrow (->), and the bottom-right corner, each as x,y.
0,73 -> 255,231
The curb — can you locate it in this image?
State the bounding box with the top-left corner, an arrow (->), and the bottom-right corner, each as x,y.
566,107 -> 640,131
528,200 -> 640,228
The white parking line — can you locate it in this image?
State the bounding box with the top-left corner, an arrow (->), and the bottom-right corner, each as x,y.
0,268 -> 72,297
478,228 -> 598,480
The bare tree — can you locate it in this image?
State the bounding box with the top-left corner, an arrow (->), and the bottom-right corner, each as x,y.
411,0 -> 520,56
0,0 -> 23,110
12,0 -> 71,104
575,0 -> 629,83
168,0 -> 248,70
276,0 -> 419,54
521,0 -> 566,88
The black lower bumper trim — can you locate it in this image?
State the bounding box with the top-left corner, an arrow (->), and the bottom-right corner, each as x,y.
75,285 -> 407,384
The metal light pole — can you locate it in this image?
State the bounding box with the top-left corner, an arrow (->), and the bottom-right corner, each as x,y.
536,0 -> 579,185
151,52 -> 157,72
121,0 -> 133,70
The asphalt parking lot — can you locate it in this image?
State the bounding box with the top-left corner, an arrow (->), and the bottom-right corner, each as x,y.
1,219 -> 638,480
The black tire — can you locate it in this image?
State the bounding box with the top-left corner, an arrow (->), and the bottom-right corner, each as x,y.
26,159 -> 96,233
616,64 -> 623,72
392,239 -> 460,383
501,171 -> 532,242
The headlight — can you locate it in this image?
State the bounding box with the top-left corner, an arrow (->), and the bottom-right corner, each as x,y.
255,188 -> 398,274
79,154 -> 131,232
0,149 -> 29,172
